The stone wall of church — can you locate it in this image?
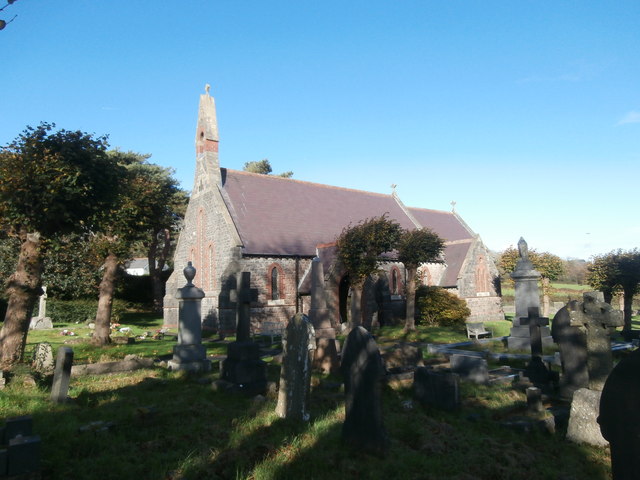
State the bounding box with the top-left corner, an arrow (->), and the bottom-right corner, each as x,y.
238,256 -> 313,332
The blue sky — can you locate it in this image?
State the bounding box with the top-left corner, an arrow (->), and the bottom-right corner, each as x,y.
1,1 -> 639,260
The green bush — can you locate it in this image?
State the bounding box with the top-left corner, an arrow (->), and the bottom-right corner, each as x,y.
416,286 -> 470,327
48,298 -> 129,325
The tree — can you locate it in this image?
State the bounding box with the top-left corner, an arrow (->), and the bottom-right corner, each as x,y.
336,215 -> 402,329
90,151 -> 187,345
587,249 -> 640,331
396,228 -> 444,332
498,247 -> 564,316
243,159 -> 293,178
0,123 -> 119,367
0,0 -> 18,31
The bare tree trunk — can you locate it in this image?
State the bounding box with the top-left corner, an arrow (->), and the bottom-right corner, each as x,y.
92,253 -> 120,346
0,231 -> 42,368
149,228 -> 171,314
349,286 -> 363,330
404,266 -> 417,333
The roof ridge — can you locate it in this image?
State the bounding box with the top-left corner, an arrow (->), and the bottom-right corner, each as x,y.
225,168 -> 395,199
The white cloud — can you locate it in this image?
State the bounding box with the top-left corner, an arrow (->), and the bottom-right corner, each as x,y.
617,111 -> 640,125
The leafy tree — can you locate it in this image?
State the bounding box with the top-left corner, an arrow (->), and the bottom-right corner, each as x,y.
336,215 -> 402,328
90,151 -> 187,345
587,249 -> 640,331
123,156 -> 188,312
0,123 -> 119,367
498,247 -> 564,316
243,159 -> 293,178
397,228 -> 444,332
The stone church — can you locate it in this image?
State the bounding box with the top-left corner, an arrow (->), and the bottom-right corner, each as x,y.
163,87 -> 504,331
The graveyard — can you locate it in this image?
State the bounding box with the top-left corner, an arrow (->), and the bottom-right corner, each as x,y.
1,294 -> 636,479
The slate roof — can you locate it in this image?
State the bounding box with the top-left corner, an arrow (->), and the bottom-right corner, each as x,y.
220,169 -> 477,278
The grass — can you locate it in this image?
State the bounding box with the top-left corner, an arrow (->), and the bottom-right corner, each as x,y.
1,311 -> 615,480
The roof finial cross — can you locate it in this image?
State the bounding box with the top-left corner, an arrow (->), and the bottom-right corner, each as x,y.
390,183 -> 397,194
205,83 -> 211,95
450,200 -> 456,213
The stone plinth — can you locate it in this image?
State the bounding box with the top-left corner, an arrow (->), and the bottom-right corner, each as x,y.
168,262 -> 211,373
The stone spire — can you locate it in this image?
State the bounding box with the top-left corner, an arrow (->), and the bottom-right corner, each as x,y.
193,84 -> 221,195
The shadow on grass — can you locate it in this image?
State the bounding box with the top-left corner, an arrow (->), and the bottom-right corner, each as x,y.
2,353 -> 613,479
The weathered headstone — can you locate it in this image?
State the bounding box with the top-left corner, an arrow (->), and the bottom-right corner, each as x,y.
7,435 -> 41,477
29,286 -> 53,330
340,326 -> 388,453
32,342 -> 55,374
308,258 -> 340,374
551,300 -> 588,399
567,388 -> 608,446
450,354 -> 489,384
168,262 -> 211,372
275,314 -> 316,421
598,348 -> 640,480
50,347 -> 74,403
569,291 -> 623,391
2,417 -> 32,443
414,367 -> 460,411
566,292 -> 623,446
508,238 -> 553,350
382,343 -> 424,371
221,271 -> 267,394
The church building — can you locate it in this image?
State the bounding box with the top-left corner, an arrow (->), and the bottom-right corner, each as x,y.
163,87 -> 504,331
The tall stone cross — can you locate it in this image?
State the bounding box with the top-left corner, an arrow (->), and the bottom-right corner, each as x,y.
520,307 -> 549,357
569,291 -> 623,391
235,271 -> 259,342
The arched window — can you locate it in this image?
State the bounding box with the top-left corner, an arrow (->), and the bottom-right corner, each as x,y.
271,266 -> 279,300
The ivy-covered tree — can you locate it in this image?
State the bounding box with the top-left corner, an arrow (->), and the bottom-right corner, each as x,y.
498,247 -> 564,317
587,249 -> 640,331
397,228 -> 444,332
0,123 -> 120,367
336,215 -> 402,328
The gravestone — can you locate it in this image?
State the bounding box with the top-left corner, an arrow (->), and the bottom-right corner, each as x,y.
521,308 -> 554,387
598,348 -> 640,480
414,367 -> 460,411
566,292 -> 623,446
29,286 -> 53,330
450,354 -> 489,384
507,238 -> 553,350
308,258 -> 340,374
2,417 -> 32,443
275,314 -> 316,421
168,262 -> 211,372
551,300 -> 588,399
569,291 -> 623,391
32,342 -> 55,374
340,326 -> 388,453
50,347 -> 74,403
7,435 -> 41,477
221,272 -> 267,394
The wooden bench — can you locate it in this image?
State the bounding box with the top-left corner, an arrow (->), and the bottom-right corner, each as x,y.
466,322 -> 492,340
